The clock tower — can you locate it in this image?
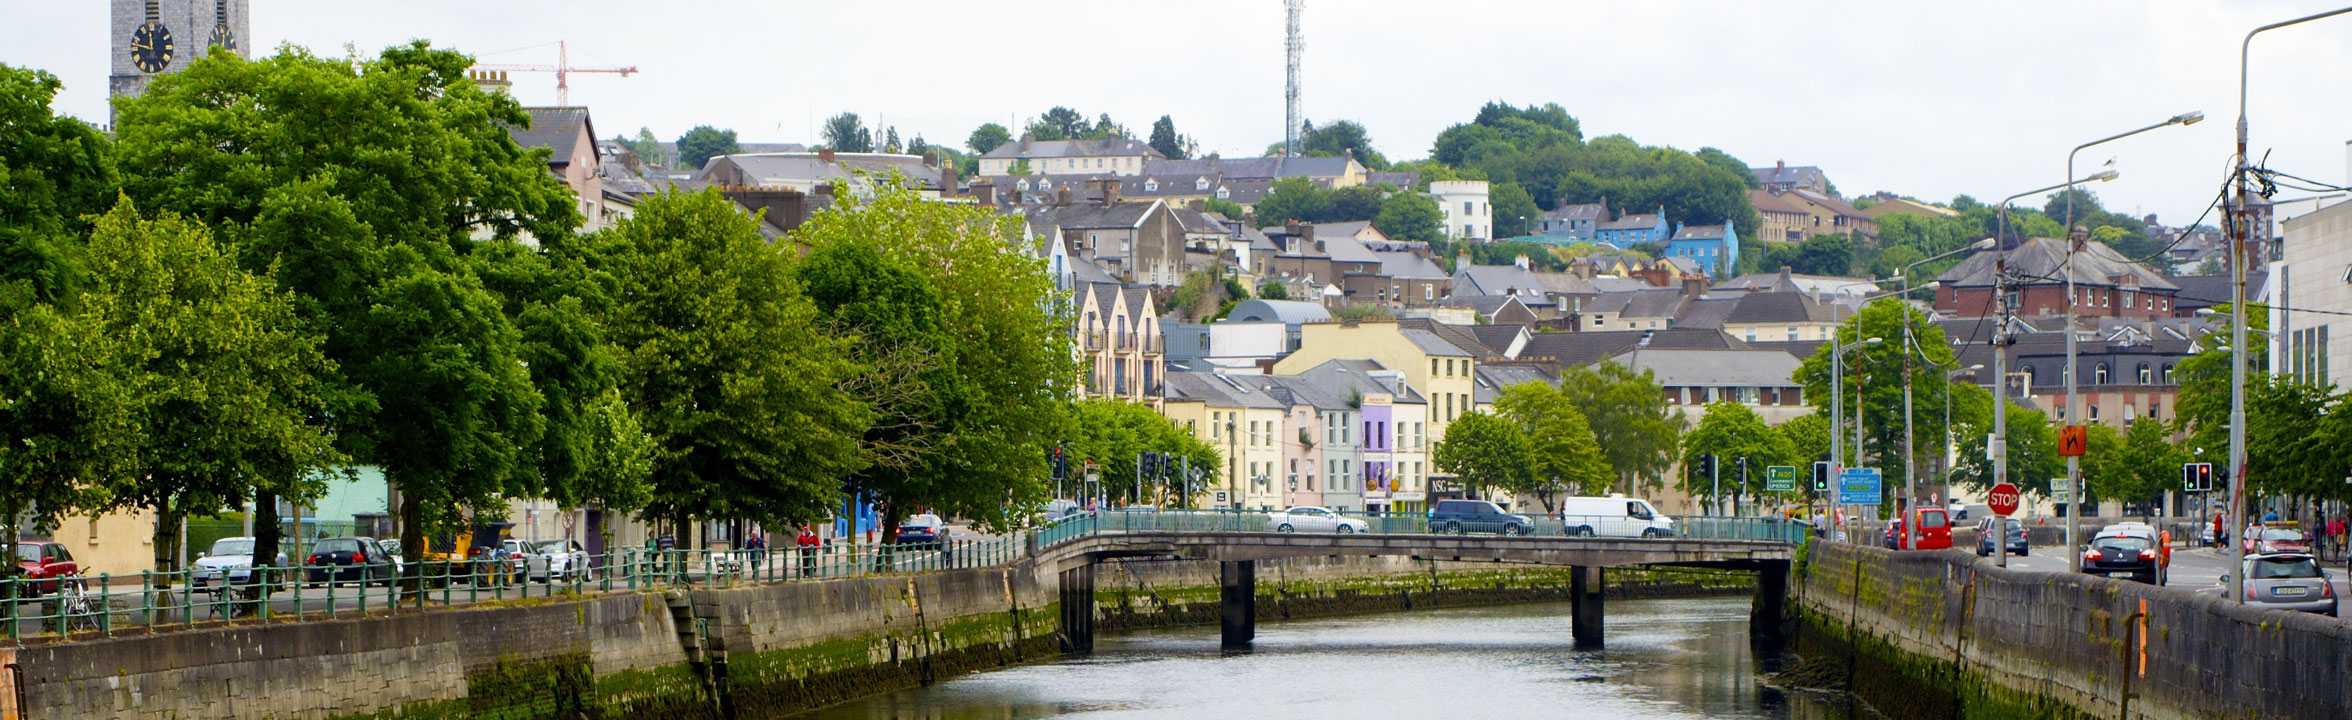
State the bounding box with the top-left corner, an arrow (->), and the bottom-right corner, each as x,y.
110,0 -> 249,104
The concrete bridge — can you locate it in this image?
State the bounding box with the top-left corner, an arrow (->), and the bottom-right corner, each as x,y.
1032,528 -> 1798,652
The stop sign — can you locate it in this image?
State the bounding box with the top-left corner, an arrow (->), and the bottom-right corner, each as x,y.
1987,482 -> 2021,516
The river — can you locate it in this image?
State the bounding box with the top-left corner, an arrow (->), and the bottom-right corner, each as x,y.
791,596 -> 1871,719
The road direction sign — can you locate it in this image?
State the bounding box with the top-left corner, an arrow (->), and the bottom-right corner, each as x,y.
1766,465 -> 1797,492
1988,482 -> 2021,516
1838,468 -> 1882,505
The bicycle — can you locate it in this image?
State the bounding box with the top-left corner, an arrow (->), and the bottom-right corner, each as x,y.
53,574 -> 103,633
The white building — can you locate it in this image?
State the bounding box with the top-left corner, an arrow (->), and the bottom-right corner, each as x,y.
1429,180 -> 1492,242
2270,199 -> 2352,389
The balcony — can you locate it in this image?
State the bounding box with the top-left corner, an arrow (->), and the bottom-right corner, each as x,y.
1082,332 -> 1104,350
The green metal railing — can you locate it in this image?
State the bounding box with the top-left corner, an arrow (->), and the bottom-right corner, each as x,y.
4,507 -> 1804,645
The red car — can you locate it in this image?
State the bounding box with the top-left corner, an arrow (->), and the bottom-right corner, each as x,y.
2244,526 -> 2310,555
14,541 -> 80,596
1886,508 -> 1953,550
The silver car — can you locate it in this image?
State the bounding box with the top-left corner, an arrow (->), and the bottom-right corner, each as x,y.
1266,506 -> 1369,534
2226,553 -> 2339,617
527,540 -> 591,581
190,537 -> 288,591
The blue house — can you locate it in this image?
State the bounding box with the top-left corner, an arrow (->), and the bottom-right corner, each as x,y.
1665,219 -> 1738,278
1595,206 -> 1671,247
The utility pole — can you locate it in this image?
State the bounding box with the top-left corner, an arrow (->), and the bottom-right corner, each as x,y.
1993,255 -> 2011,569
2223,6 -> 2352,602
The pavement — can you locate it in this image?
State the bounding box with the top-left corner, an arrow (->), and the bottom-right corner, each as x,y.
1996,541 -> 2349,608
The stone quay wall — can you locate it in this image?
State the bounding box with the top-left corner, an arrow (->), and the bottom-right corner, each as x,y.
1793,541 -> 2352,720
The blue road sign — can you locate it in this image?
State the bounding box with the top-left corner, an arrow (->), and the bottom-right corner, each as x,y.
1838,468 -> 1883,506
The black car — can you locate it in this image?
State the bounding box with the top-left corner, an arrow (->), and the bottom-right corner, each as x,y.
2078,531 -> 2161,585
305,537 -> 396,586
1428,499 -> 1534,536
1975,517 -> 2029,557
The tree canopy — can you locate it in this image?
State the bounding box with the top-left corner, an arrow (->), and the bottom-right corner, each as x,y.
822,112 -> 873,153
1680,402 -> 1798,511
676,125 -> 740,171
1556,361 -> 1683,493
1432,411 -> 1536,501
1491,381 -> 1612,512
967,123 -> 1012,155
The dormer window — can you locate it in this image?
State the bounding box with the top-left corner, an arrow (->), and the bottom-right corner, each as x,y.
1196,177 -> 1210,191
1216,187 -> 1231,199
1144,179 -> 1159,192
1017,180 -> 1031,191
1039,179 -> 1053,190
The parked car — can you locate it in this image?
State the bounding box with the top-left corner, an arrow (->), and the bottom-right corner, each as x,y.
1974,517 -> 2030,557
1554,496 -> 1675,538
1428,499 -> 1534,536
896,514 -> 952,551
2244,526 -> 2310,555
528,540 -> 591,582
1267,506 -> 1369,534
305,537 -> 397,587
190,537 -> 287,593
2078,529 -> 2163,585
2218,553 -> 2338,617
14,541 -> 79,596
1042,499 -> 1082,521
377,539 -> 407,576
1887,508 -> 1953,550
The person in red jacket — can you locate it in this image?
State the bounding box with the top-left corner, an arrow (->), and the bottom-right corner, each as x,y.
796,525 -> 821,578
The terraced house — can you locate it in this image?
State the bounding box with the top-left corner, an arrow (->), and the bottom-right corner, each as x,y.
1073,282 -> 1164,402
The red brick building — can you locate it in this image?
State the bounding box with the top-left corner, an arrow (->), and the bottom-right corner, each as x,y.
1933,236 -> 2179,320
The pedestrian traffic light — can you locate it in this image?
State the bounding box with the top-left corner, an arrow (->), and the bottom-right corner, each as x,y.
1812,461 -> 1831,492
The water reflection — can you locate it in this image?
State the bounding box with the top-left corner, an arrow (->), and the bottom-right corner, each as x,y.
795,597 -> 1869,720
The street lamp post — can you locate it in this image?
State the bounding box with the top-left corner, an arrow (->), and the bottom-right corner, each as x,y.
2060,111 -> 2203,557
1987,174 -> 2111,567
1831,335 -> 1882,538
1896,238 -> 1999,549
2226,5 -> 2352,604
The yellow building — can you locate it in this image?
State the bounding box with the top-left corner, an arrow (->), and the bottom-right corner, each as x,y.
1161,372 -> 1291,510
36,508 -> 163,577
1273,320 -> 1479,441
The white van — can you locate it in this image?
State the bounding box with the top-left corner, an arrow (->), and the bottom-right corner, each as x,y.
1556,496 -> 1676,538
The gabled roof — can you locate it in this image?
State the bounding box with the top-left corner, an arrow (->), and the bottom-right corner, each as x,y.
1533,271 -> 1597,295
979,136 -> 1162,161
1932,237 -> 2180,291
1516,329 -> 1752,366
1611,348 -> 1801,387
1545,202 -> 1608,222
1027,200 -> 1165,231
1672,224 -> 1731,241
1589,288 -> 1692,319
1399,317 -> 1499,357
1365,171 -> 1421,188
1723,291 -> 1838,325
1672,296 -> 1740,330
1375,251 -> 1451,280
1455,263 -> 1552,300
705,152 -> 944,189
1324,234 -> 1382,264
2171,271 -> 2259,309
1750,164 -> 1827,189
1434,294 -> 1531,320
508,107 -> 593,167
1144,156 -> 1360,181
1600,213 -> 1665,231
1401,328 -> 1472,357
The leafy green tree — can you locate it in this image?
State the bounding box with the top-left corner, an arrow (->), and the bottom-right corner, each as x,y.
1795,299 -> 1989,478
1493,382 -> 1613,511
1492,182 -> 1540,238
0,290 -> 131,555
1373,192 -> 1443,244
1066,398 -> 1219,506
2087,419 -> 2184,512
1433,411 -> 1536,501
1680,402 -> 1798,510
786,177 -> 1080,531
822,112 -> 873,153
1299,119 -> 1388,169
881,126 -> 902,154
1952,402 -> 2060,497
1256,280 -> 1291,300
906,134 -> 929,157
1779,414 -> 1833,466
1696,147 -> 1761,189
0,64 -> 115,309
793,238 -> 956,542
596,189 -> 870,537
1253,177 -> 1333,227
676,125 -> 740,171
1204,196 -> 1249,219
82,202 -> 347,566
1760,233 -> 1855,276
1327,184 -> 1385,222
1028,106 -> 1087,141
1557,362 -> 1683,494
612,127 -> 665,168
967,123 -> 1013,155
1148,115 -> 1192,160
115,41 -> 582,577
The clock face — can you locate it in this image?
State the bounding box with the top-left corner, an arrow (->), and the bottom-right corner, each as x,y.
131,22 -> 174,73
209,25 -> 235,52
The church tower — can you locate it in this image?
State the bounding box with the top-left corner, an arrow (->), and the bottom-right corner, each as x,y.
110,0 -> 250,105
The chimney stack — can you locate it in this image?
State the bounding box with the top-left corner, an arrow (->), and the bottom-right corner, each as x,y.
939,163 -> 959,197
1681,275 -> 1707,298
469,70 -> 512,96
1513,254 -> 1529,269
818,147 -> 837,163
2069,224 -> 2089,252
1056,185 -> 1073,207
972,179 -> 998,207
1102,177 -> 1122,205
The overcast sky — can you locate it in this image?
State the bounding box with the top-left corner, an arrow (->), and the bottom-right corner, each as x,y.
7,1 -> 2352,225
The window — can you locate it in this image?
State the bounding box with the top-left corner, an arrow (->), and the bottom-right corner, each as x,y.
1143,179 -> 1158,192
1196,177 -> 1210,190
1788,327 -> 1800,342
2161,364 -> 2174,384
1431,359 -> 1440,375
2124,403 -> 2136,419
1216,187 -> 1231,199
1017,180 -> 1031,191
2137,363 -> 2151,384
2089,405 -> 2101,421
2094,363 -> 2109,384
1464,201 -> 1473,214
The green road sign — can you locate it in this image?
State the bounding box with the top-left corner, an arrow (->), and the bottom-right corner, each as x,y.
1765,465 -> 1797,492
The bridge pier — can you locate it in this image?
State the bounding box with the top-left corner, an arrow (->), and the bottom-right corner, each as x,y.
1220,560 -> 1256,649
1750,561 -> 1789,649
1060,564 -> 1095,654
1570,565 -> 1604,649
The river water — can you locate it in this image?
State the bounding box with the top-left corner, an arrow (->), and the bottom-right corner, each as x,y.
793,596 -> 1868,720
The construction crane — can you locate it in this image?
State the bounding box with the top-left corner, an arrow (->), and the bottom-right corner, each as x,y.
470,40 -> 635,107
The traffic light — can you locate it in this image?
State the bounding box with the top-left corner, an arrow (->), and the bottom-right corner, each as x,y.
2182,462 -> 2214,492
1141,451 -> 1159,477
1052,446 -> 1068,482
1812,461 -> 1831,492
1735,456 -> 1749,484
1695,454 -> 1714,477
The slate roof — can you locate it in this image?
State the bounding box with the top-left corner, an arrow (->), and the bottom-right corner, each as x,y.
1365,171 -> 1421,188
1545,202 -> 1608,222
508,107 -> 592,167
1589,288 -> 1693,319
1026,201 -> 1163,230
1375,251 -> 1451,280
1434,295 -> 1531,321
1455,263 -> 1552,301
1723,291 -> 1838,325
1516,329 -> 1751,366
2171,271 -> 2260,309
1750,164 -> 1828,189
1600,213 -> 1665,231
1144,156 -> 1359,180
1401,328 -> 1473,357
1228,299 -> 1332,324
705,152 -> 944,189
1534,272 -> 1597,295
1672,224 -> 1731,241
1746,340 -> 1827,361
598,160 -> 658,195
979,137 -> 1161,161
1611,348 -> 1802,387
1932,237 -> 2180,291
1324,234 -> 1382,264
1672,296 -> 1740,330
654,141 -> 803,166
1589,276 -> 1657,293
1469,325 -> 1529,357
1279,360 -> 1422,410
1399,318 -> 1498,358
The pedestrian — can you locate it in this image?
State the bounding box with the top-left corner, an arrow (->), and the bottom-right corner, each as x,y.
797,525 -> 820,578
745,532 -> 767,569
